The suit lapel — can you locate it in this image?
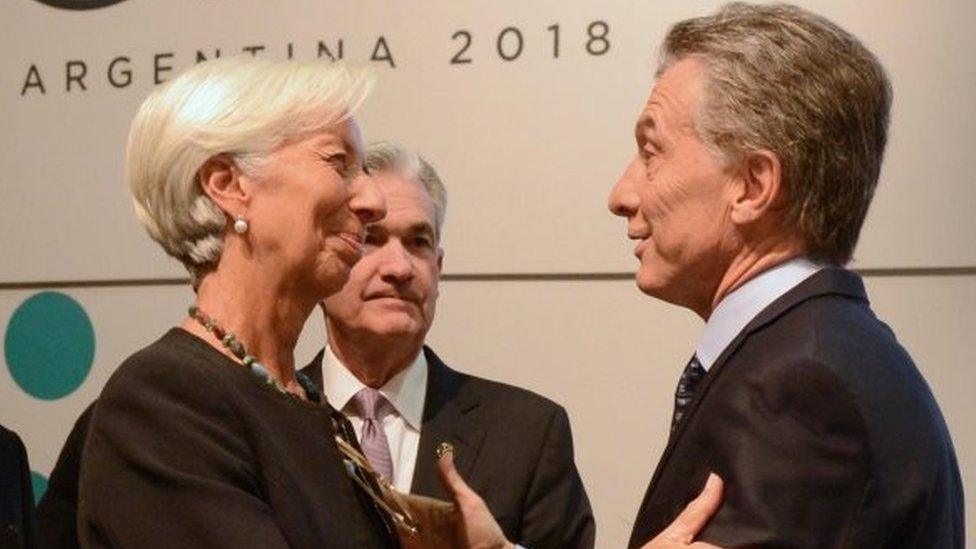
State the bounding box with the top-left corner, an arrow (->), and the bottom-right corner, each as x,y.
410,346 -> 488,498
637,268 -> 868,515
301,345 -> 488,498
299,349 -> 326,393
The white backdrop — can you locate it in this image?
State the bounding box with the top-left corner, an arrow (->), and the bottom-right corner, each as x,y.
1,1 -> 973,546
2,0 -> 975,283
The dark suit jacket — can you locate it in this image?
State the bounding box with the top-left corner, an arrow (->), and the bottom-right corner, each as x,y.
36,404 -> 93,549
629,268 -> 965,548
78,329 -> 396,548
0,425 -> 35,549
302,345 -> 596,549
41,398 -> 396,549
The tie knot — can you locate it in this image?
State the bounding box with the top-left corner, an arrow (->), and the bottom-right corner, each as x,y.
676,355 -> 707,398
671,354 -> 707,431
351,387 -> 392,420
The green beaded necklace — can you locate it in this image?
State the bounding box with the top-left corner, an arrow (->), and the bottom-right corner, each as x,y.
188,305 -> 318,401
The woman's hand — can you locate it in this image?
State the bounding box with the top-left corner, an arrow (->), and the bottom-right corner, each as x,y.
436,449 -> 514,549
641,473 -> 724,548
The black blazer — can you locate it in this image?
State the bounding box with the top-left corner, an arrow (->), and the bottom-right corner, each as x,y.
302,346 -> 596,549
41,394 -> 397,549
629,268 -> 965,548
0,425 -> 35,549
77,329 -> 396,548
36,405 -> 93,549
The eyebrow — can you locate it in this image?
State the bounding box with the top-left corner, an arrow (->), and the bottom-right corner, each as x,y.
408,222 -> 435,238
367,221 -> 435,237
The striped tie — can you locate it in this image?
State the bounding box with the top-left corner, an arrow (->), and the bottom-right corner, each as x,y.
671,355 -> 706,431
350,387 -> 395,481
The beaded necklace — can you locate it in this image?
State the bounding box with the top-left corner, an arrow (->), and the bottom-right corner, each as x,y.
188,305 -> 318,401
190,306 -> 417,538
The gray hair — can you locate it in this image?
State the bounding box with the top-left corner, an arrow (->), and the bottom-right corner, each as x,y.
126,56 -> 374,283
364,141 -> 447,240
659,2 -> 892,265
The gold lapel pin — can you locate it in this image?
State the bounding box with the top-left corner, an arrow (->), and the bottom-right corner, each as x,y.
436,442 -> 455,458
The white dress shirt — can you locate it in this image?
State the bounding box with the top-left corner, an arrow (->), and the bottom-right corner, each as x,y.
322,344 -> 428,493
695,257 -> 824,371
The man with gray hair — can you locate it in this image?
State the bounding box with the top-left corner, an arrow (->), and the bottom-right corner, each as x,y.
608,3 -> 963,547
301,141 -> 596,548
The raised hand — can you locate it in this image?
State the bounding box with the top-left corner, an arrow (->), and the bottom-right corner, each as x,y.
641,473 -> 725,549
436,448 -> 514,549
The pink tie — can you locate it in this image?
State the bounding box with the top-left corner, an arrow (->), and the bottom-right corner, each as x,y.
350,387 -> 395,481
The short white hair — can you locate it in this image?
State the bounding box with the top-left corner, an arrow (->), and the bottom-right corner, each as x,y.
126,56 -> 374,283
364,141 -> 447,240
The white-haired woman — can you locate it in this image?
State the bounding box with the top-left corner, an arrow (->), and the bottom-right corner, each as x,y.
77,57 -> 396,547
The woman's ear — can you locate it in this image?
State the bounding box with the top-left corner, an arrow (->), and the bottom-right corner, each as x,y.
730,149 -> 784,226
198,155 -> 250,216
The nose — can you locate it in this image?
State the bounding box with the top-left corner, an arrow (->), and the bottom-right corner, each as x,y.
608,156 -> 642,218
378,239 -> 413,285
349,172 -> 386,225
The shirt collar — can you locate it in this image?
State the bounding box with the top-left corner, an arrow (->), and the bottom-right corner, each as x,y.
695,257 -> 824,371
322,343 -> 428,431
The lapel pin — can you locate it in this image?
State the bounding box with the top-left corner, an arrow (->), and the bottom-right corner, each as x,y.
436,442 -> 455,458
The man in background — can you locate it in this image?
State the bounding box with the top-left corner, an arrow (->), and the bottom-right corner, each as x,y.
303,141 -> 595,548
608,3 -> 964,547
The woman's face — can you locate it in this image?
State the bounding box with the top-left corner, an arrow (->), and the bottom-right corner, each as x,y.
241,119 -> 385,299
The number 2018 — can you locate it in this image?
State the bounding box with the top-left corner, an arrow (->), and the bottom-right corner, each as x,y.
450,21 -> 610,64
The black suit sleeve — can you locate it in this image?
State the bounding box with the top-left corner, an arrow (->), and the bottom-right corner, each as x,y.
0,426 -> 36,549
519,407 -> 595,549
37,402 -> 94,549
698,357 -> 872,548
77,360 -> 290,548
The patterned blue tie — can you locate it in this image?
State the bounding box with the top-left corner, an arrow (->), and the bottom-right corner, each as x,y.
671,355 -> 706,431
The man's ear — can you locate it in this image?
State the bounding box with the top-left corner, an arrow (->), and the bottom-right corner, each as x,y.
730,149 -> 784,226
198,155 -> 249,217
436,248 -> 444,273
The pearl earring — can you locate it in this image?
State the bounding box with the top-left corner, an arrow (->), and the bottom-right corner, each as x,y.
233,216 -> 248,234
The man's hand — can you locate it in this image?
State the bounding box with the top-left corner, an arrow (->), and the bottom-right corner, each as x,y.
642,473 -> 725,548
437,449 -> 514,549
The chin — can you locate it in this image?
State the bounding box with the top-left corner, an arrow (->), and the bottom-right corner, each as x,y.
635,274 -> 661,298
373,324 -> 421,340
634,267 -> 674,303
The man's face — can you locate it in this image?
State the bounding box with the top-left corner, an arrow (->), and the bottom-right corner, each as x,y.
323,172 -> 442,342
608,58 -> 739,312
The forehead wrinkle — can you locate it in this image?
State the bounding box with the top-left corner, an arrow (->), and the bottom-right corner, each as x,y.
646,94 -> 683,141
649,61 -> 706,142
381,177 -> 436,216
310,121 -> 361,156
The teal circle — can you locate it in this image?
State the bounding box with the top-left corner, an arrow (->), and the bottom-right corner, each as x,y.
30,471 -> 48,505
5,291 -> 95,400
